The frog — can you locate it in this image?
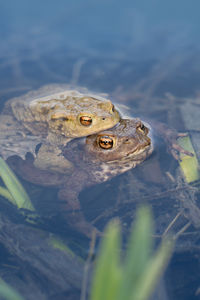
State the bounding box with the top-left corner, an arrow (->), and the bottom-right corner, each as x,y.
7,118 -> 153,237
0,84 -> 120,173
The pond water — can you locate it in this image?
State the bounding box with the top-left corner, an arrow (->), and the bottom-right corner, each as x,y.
0,1 -> 200,299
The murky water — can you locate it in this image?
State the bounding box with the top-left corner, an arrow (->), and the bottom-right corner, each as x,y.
0,1 -> 200,299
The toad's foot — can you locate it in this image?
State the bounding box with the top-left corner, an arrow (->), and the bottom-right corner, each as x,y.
152,120 -> 194,160
66,212 -> 102,238
34,144 -> 74,174
163,130 -> 194,160
58,189 -> 101,238
60,206 -> 102,238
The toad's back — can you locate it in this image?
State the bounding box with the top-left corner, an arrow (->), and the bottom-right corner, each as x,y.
4,84 -> 120,138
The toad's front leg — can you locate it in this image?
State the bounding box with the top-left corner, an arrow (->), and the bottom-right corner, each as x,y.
58,178 -> 101,238
34,143 -> 74,174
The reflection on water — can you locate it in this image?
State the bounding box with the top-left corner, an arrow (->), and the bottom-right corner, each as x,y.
0,1 -> 200,299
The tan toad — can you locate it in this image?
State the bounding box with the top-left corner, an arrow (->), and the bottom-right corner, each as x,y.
0,84 -> 120,173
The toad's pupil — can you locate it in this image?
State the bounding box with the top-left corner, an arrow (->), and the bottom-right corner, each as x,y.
80,116 -> 92,126
99,136 -> 113,149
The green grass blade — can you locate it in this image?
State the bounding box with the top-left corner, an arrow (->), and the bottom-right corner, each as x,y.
90,207 -> 173,300
0,279 -> 24,300
90,220 -> 122,300
0,158 -> 35,211
133,239 -> 173,300
117,207 -> 153,300
0,186 -> 16,204
49,237 -> 78,257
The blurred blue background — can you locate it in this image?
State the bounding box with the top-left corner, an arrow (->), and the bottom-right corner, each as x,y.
0,0 -> 200,97
1,0 -> 200,58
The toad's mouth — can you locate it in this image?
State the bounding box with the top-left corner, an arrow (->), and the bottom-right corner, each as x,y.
127,142 -> 152,157
107,142 -> 153,164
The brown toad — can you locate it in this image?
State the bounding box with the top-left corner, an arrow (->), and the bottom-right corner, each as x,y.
7,118 -> 152,236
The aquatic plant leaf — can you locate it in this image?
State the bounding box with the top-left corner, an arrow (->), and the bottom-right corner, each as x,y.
132,239 -> 173,300
90,219 -> 122,300
117,207 -> 153,300
90,207 -> 173,300
0,186 -> 16,204
49,237 -> 79,258
0,158 -> 35,211
178,136 -> 199,183
0,279 -> 24,300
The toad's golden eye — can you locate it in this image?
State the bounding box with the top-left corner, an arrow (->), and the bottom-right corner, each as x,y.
80,116 -> 92,126
111,104 -> 115,112
99,136 -> 113,149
